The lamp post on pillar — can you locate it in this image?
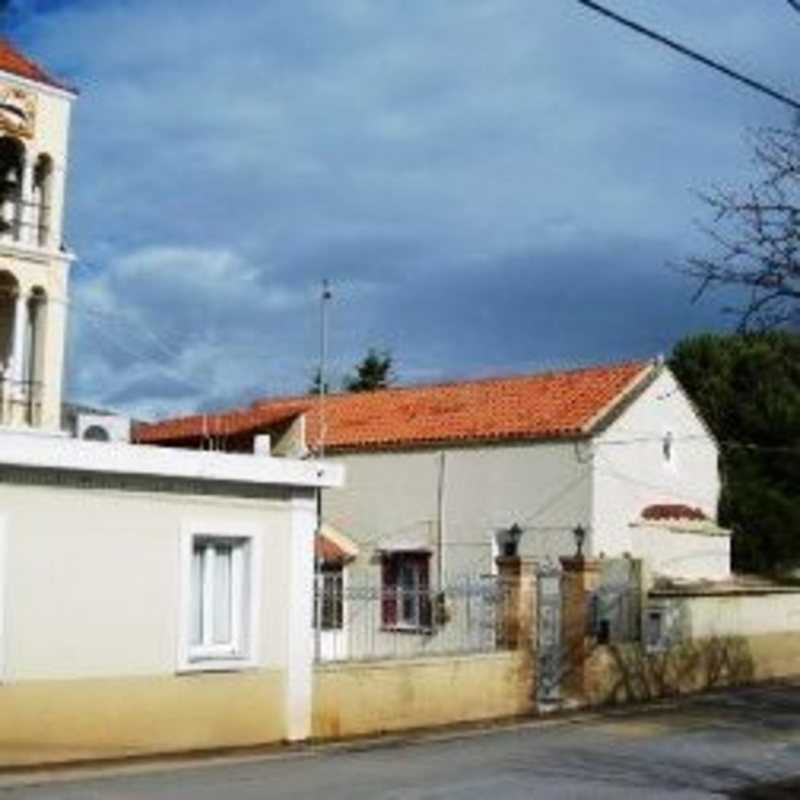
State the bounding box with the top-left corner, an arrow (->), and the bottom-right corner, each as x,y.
495,523 -> 536,654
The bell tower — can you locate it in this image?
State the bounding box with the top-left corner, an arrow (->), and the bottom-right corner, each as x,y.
0,39 -> 76,432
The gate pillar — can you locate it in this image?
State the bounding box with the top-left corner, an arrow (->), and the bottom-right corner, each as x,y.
560,556 -> 601,703
495,556 -> 537,653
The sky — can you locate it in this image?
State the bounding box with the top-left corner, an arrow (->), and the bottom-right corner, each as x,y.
6,1 -> 799,419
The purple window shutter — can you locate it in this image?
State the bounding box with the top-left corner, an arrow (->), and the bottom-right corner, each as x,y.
382,556 -> 397,626
417,554 -> 432,629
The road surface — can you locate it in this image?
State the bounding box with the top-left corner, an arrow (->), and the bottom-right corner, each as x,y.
2,683 -> 799,799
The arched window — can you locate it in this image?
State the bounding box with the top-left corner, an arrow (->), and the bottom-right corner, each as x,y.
33,154 -> 53,247
0,137 -> 25,242
0,271 -> 18,377
0,271 -> 19,423
83,425 -> 111,442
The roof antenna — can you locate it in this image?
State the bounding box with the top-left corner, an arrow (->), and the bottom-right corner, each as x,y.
314,278 -> 332,665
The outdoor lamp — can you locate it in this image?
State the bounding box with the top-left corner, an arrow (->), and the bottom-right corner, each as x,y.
504,523 -> 524,557
573,524 -> 587,558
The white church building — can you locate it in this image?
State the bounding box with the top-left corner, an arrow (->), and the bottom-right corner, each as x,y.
0,39 -> 342,767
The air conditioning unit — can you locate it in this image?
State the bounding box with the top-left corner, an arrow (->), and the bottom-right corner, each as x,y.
77,413 -> 131,443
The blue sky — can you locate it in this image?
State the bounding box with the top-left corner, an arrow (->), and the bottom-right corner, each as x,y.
7,1 -> 798,418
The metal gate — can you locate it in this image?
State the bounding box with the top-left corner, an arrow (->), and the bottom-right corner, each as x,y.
536,564 -> 562,705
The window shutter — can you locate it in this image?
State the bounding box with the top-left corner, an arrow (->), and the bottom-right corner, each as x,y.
416,554 -> 432,629
381,555 -> 397,627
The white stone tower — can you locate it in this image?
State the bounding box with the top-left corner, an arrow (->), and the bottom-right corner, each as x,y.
0,39 -> 75,432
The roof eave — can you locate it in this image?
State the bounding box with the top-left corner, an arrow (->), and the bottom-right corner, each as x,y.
579,359 -> 659,437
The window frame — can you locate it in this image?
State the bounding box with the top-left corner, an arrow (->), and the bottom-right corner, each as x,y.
314,562 -> 345,632
178,522 -> 263,673
381,551 -> 432,632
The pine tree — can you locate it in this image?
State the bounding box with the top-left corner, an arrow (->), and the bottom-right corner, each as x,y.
344,348 -> 394,392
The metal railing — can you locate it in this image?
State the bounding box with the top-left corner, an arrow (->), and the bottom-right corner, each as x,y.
314,574 -> 515,663
0,199 -> 51,247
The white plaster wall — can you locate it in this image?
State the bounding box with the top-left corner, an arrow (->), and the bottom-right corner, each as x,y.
323,440 -> 593,580
1,480 -> 296,681
656,592 -> 800,638
630,526 -> 730,582
591,368 -> 721,572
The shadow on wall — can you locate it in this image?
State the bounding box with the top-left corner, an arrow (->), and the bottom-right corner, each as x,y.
587,636 -> 756,705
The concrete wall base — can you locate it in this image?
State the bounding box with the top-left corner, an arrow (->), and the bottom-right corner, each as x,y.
312,652 -> 534,739
0,669 -> 287,768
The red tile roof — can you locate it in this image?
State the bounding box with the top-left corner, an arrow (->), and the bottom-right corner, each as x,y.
0,38 -> 72,92
135,360 -> 654,452
642,504 -> 708,522
315,533 -> 349,564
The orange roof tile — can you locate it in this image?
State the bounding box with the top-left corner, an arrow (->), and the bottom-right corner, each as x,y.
315,533 -> 349,564
135,360 -> 654,452
641,504 -> 708,522
0,38 -> 72,92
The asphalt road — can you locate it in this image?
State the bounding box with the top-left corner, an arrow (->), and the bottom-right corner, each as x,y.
2,683 -> 800,799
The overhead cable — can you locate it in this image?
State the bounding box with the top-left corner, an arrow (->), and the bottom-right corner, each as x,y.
575,0 -> 800,113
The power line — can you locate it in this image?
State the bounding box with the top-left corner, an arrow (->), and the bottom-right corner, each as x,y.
575,0 -> 800,113
597,432 -> 800,455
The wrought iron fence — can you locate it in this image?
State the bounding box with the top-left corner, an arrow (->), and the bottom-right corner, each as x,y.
313,574 -> 516,663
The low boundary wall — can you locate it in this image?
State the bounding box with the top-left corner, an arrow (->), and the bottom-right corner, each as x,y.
585,632 -> 800,705
312,651 -> 534,739
583,587 -> 800,706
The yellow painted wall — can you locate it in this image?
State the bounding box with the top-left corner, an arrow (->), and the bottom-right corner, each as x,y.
584,632 -> 800,706
0,669 -> 286,767
312,652 -> 534,739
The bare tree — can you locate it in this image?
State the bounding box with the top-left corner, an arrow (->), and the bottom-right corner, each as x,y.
685,126 -> 799,331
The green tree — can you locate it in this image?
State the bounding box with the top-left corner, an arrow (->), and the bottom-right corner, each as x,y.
670,331 -> 800,575
344,348 -> 394,392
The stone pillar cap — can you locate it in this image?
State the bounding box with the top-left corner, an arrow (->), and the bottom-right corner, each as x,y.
560,555 -> 601,572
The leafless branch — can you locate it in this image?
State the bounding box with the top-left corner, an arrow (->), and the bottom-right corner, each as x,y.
682,127 -> 800,331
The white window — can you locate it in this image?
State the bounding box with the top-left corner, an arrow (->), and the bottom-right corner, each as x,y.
179,526 -> 261,671
662,431 -> 674,465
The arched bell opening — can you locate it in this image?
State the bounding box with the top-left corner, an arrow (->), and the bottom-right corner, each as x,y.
0,270 -> 19,380
0,137 -> 25,242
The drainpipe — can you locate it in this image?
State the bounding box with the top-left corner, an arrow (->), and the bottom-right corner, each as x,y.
437,451 -> 447,589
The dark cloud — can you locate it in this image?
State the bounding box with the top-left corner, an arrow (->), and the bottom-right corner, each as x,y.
8,1 -> 796,417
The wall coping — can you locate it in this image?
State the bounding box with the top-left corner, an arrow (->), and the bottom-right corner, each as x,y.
0,430 -> 344,490
630,520 -> 731,538
313,651 -> 522,673
651,586 -> 800,598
